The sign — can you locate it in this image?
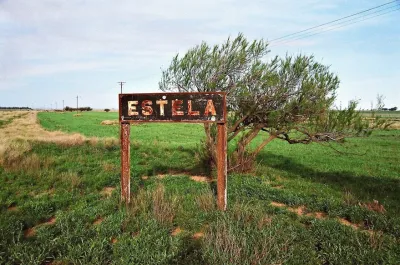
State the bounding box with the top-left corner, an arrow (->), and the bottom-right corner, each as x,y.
119,92 -> 227,211
119,92 -> 226,123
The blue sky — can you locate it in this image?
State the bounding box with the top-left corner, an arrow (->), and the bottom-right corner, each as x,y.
0,0 -> 399,110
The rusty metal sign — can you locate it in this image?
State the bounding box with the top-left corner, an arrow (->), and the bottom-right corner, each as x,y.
119,92 -> 226,123
119,92 -> 227,210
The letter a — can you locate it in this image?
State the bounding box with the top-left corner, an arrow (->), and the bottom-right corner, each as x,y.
204,100 -> 216,116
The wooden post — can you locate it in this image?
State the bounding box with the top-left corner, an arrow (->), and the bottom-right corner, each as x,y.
120,122 -> 131,204
217,123 -> 227,211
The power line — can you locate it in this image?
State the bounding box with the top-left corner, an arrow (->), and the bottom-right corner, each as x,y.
269,0 -> 399,45
269,6 -> 400,47
271,5 -> 399,45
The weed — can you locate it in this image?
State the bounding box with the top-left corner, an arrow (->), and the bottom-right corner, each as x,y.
152,184 -> 179,226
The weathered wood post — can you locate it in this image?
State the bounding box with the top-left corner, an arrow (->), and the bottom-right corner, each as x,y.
217,122 -> 227,210
120,122 -> 131,204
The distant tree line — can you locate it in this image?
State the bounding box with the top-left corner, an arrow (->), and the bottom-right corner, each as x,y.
64,106 -> 93,112
0,107 -> 32,110
380,107 -> 397,111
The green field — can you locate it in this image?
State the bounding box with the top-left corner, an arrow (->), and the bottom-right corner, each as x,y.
1,111 -> 399,264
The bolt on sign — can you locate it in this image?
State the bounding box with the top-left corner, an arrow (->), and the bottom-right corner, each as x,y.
119,92 -> 228,210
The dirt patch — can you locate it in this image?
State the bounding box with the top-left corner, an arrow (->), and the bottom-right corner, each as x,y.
270,201 -> 286,208
100,187 -> 115,198
306,212 -> 327,219
338,218 -> 360,230
24,216 -> 56,238
171,227 -> 182,236
93,217 -> 104,225
359,200 -> 386,213
141,176 -> 149,180
7,205 -> 18,212
111,238 -> 118,244
24,228 -> 36,238
42,216 -> 56,225
272,185 -> 284,189
192,232 -> 204,239
288,206 -> 306,216
190,176 -> 213,183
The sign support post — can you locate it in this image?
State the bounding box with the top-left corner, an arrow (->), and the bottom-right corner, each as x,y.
217,123 -> 227,210
120,122 -> 131,204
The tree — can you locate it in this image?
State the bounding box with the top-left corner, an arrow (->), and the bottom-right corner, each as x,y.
376,94 -> 385,110
159,34 -> 369,172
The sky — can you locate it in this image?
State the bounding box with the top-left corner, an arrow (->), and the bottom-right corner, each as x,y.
0,0 -> 399,110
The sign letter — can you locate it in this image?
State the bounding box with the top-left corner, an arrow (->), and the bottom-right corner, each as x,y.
188,100 -> 200,116
204,99 -> 217,116
172,100 -> 184,116
142,100 -> 153,116
128,101 -> 138,115
156,100 -> 168,116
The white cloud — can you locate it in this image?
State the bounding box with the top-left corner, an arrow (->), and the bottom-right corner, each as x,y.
0,0 -> 398,109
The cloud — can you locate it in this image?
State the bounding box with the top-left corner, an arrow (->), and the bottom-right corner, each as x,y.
0,0 -> 398,109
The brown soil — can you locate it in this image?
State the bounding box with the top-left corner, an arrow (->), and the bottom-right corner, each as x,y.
100,187 -> 115,198
306,212 -> 327,219
192,232 -> 204,239
272,185 -> 284,189
7,205 -> 18,212
141,176 -> 149,180
338,218 -> 360,230
171,227 -> 182,236
24,228 -> 36,238
288,206 -> 306,216
43,216 -> 56,225
23,216 -> 57,238
93,217 -> 104,225
111,238 -> 118,244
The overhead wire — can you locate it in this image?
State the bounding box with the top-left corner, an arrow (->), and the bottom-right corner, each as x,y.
268,1 -> 400,47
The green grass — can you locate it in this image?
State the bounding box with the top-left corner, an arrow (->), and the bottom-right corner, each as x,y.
0,111 -> 399,264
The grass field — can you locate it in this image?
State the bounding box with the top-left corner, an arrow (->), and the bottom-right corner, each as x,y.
0,111 -> 399,264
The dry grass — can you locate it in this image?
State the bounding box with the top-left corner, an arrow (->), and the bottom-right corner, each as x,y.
100,187 -> 116,198
152,184 -> 179,226
59,171 -> 82,189
196,190 -> 215,212
0,111 -> 119,169
100,120 -> 119,126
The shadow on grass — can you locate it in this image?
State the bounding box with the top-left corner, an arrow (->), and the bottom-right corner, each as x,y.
260,152 -> 400,210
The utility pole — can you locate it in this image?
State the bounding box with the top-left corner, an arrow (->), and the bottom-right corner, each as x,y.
76,96 -> 79,113
118,81 -> 126,94
62,100 -> 64,111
